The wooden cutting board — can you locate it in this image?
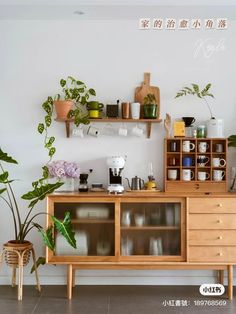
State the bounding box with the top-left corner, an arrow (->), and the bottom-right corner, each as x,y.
134,72 -> 160,118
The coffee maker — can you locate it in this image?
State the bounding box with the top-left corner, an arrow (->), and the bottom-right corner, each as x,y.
107,156 -> 126,194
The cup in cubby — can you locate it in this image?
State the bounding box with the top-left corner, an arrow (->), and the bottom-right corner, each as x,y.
198,171 -> 210,181
182,169 -> 194,181
197,155 -> 210,167
182,140 -> 195,153
168,169 -> 178,181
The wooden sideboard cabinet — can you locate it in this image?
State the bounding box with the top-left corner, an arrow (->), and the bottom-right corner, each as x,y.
46,192 -> 236,299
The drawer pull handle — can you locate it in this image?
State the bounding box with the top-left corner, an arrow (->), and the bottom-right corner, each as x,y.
218,252 -> 223,256
217,219 -> 222,223
217,203 -> 223,208
218,236 -> 223,240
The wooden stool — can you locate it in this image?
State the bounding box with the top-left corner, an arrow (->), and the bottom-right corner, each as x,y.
0,243 -> 41,300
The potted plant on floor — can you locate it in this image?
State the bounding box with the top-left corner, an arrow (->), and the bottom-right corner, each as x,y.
0,148 -> 76,270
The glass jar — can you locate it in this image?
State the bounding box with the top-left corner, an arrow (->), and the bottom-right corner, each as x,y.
197,125 -> 206,138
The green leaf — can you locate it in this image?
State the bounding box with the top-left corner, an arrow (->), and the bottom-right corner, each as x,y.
0,149 -> 18,164
51,212 -> 76,249
45,115 -> 52,127
47,96 -> 53,105
42,166 -> 49,179
32,181 -> 39,189
206,93 -> 214,98
0,171 -> 9,183
21,182 -> 64,208
60,79 -> 66,88
42,102 -> 52,114
192,84 -> 199,93
38,123 -> 44,134
0,188 -> 7,194
88,88 -> 96,96
30,256 -> 46,273
48,137 -> 55,145
49,147 -> 56,157
76,80 -> 84,85
67,76 -> 76,83
34,224 -> 55,252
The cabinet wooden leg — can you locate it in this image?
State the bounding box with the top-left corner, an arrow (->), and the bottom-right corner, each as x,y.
67,265 -> 73,299
72,269 -> 76,288
18,257 -> 23,301
227,265 -> 233,300
218,270 -> 224,285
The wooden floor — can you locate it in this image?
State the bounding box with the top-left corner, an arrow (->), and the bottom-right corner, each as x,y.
0,285 -> 235,313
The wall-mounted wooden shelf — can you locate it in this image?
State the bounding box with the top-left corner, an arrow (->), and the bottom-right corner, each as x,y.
55,118 -> 162,138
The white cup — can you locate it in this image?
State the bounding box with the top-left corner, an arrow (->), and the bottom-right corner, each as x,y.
198,142 -> 209,153
215,170 -> 225,181
213,170 -> 225,181
87,125 -> 100,137
198,172 -> 210,181
72,127 -> 84,138
182,169 -> 194,181
182,141 -> 195,153
212,157 -> 226,167
168,169 -> 178,180
118,126 -> 128,137
131,102 -> 140,119
134,214 -> 145,226
131,125 -> 143,137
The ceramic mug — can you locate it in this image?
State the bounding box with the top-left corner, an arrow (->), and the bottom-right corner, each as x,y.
134,214 -> 145,226
197,155 -> 210,167
198,142 -> 209,153
168,169 -> 178,180
118,125 -> 128,137
182,141 -> 195,153
131,125 -> 143,137
72,127 -> 84,138
182,157 -> 193,167
215,143 -> 223,153
198,171 -> 210,181
213,170 -> 225,181
87,126 -> 100,137
212,157 -> 226,167
182,169 -> 194,181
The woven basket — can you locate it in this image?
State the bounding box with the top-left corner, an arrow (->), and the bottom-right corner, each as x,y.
3,241 -> 32,268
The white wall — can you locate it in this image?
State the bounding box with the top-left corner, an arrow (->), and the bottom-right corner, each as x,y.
0,18 -> 236,285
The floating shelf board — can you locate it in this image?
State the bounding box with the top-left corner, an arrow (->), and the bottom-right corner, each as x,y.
55,118 -> 162,138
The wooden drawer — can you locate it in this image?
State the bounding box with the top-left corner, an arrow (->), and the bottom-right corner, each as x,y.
189,214 -> 236,229
189,198 -> 236,213
189,230 -> 236,245
189,246 -> 236,262
166,182 -> 226,193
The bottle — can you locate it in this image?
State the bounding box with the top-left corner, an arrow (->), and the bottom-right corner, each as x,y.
197,125 -> 206,138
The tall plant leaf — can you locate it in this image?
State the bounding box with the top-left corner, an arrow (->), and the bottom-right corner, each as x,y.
21,182 -> 64,208
33,223 -> 55,251
0,188 -> 7,194
51,212 -> 76,248
0,171 -> 8,183
30,256 -> 46,273
0,149 -> 18,164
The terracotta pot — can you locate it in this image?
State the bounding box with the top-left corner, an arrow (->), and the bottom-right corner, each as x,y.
3,240 -> 32,267
54,100 -> 73,120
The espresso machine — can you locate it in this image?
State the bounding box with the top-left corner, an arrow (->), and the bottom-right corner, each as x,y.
107,156 -> 126,194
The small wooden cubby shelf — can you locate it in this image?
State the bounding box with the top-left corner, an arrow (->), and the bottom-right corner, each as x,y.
55,118 -> 162,138
164,138 -> 228,192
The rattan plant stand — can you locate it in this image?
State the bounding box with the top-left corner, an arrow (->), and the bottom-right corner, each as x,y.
0,241 -> 41,300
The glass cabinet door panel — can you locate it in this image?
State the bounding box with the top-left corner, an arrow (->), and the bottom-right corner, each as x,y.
54,202 -> 115,257
120,202 -> 181,257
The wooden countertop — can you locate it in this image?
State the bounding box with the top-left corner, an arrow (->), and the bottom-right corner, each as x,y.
48,191 -> 236,198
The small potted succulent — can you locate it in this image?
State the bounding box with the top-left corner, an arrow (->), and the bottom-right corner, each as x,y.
143,93 -> 158,119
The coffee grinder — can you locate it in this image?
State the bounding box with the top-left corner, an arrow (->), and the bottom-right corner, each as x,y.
79,173 -> 89,192
107,156 -> 126,194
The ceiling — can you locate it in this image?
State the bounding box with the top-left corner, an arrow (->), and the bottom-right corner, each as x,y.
0,1 -> 235,20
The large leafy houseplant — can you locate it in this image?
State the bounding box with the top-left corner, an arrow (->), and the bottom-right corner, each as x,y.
0,148 -> 76,256
175,83 -> 214,119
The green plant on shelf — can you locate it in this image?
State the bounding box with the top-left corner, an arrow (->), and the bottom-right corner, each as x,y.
175,83 -> 214,119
